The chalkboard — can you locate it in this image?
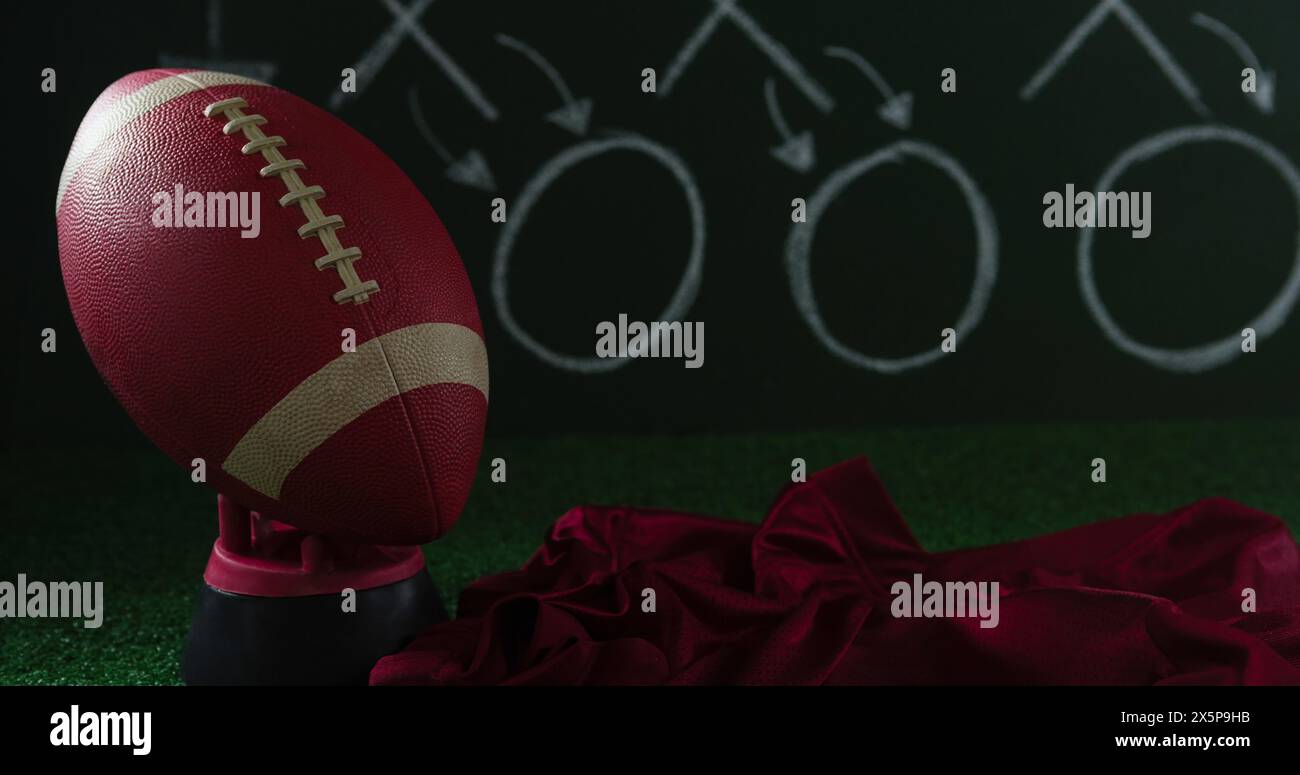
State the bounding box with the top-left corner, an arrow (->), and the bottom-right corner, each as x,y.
13,0 -> 1300,443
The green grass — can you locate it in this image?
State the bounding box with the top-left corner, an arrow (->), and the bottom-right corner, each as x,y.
2,418 -> 1297,685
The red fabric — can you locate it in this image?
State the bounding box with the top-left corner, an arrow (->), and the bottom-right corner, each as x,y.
371,458 -> 1300,685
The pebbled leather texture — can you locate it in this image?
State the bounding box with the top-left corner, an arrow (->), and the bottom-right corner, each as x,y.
56,69 -> 488,545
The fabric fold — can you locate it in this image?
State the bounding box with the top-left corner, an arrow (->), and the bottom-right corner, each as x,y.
371,457 -> 1300,685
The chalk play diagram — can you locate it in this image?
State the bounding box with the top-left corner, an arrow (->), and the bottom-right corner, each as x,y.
169,0 -> 1297,376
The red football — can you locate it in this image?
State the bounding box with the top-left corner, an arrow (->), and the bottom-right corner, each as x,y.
56,69 -> 489,545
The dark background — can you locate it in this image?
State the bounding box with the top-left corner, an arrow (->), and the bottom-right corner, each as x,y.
9,0 -> 1300,446
4,1 -> 1300,687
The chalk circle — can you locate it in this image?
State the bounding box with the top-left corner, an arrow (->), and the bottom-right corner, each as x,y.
1079,125 -> 1300,373
492,133 -> 706,373
786,140 -> 999,374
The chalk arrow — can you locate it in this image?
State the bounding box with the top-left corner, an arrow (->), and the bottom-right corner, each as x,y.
408,86 -> 497,191
1255,71 -> 1277,114
764,79 -> 816,173
877,93 -> 914,131
445,150 -> 497,191
1191,12 -> 1276,114
824,46 -> 912,130
544,98 -> 594,136
1252,70 -> 1277,114
771,133 -> 816,172
496,33 -> 593,135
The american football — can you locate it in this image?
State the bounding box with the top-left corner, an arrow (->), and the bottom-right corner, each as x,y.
54,68 -> 489,546
9,0 -> 1300,735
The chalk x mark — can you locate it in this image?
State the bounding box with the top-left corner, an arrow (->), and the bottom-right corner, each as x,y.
824,46 -> 913,130
661,0 -> 834,113
1021,0 -> 1209,118
408,86 -> 496,191
495,33 -> 592,135
1191,12 -> 1275,114
332,0 -> 499,122
764,79 -> 816,173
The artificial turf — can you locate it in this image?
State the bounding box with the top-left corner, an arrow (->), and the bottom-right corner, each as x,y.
1,418 -> 1297,685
